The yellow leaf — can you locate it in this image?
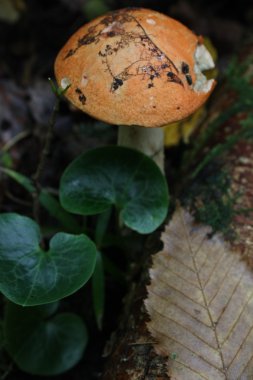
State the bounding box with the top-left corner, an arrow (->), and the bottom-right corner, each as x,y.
145,207 -> 253,379
204,37 -> 219,80
164,37 -> 218,147
164,107 -> 206,146
164,122 -> 181,147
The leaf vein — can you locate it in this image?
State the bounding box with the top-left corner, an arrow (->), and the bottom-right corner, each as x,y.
149,288 -> 210,328
162,266 -> 200,289
179,208 -> 228,378
227,323 -> 253,373
158,254 -> 196,275
173,359 -> 210,379
207,255 -> 237,306
203,250 -> 228,290
148,303 -> 217,351
154,276 -> 206,309
223,291 -> 253,346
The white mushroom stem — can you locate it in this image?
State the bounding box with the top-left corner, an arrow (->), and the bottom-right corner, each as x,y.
117,125 -> 164,172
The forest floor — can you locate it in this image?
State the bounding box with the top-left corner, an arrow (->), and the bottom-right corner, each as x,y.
0,0 -> 252,379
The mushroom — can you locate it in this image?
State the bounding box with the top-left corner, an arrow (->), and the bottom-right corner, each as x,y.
54,8 -> 216,171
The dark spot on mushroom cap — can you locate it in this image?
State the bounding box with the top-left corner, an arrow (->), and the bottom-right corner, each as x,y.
79,94 -> 86,104
112,77 -> 124,91
65,48 -> 75,59
186,74 -> 192,85
75,88 -> 86,104
107,31 -> 116,37
167,71 -> 183,86
181,62 -> 189,74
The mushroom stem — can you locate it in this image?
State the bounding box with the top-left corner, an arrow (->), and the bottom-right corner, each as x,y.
117,126 -> 164,172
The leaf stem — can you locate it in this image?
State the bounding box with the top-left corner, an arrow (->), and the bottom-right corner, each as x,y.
32,96 -> 60,224
31,78 -> 70,225
2,130 -> 31,153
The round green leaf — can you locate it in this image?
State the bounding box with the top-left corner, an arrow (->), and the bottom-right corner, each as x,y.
0,213 -> 97,306
4,302 -> 88,375
60,146 -> 169,234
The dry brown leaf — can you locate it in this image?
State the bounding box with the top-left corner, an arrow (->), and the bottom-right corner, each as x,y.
145,207 -> 253,380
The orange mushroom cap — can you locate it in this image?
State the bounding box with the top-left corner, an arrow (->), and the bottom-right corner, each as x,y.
55,8 -> 216,128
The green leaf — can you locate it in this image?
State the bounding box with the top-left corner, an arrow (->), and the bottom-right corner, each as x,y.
1,167 -> 34,192
92,251 -> 105,330
60,147 -> 169,234
4,302 -> 88,375
0,213 -> 97,306
0,151 -> 13,168
1,168 -> 81,233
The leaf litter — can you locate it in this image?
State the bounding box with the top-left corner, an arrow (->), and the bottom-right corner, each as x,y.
145,206 -> 253,380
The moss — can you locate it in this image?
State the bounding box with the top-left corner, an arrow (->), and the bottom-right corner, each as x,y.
183,55 -> 253,173
180,53 -> 253,237
192,115 -> 253,178
181,163 -> 239,239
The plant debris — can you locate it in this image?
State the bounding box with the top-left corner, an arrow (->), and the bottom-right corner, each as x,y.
146,206 -> 253,379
